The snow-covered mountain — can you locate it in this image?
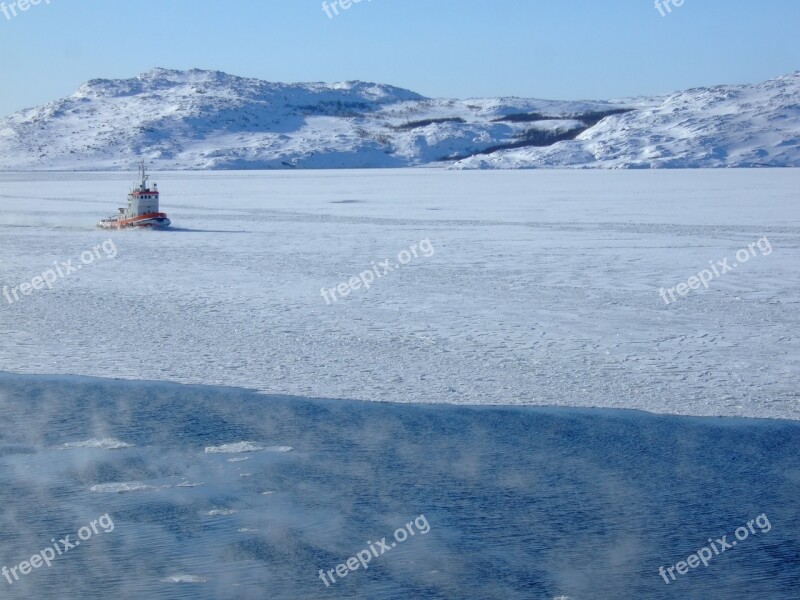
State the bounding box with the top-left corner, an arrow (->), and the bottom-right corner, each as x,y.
0,68 -> 798,170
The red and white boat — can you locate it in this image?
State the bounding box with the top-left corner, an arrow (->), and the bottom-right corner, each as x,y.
98,162 -> 171,229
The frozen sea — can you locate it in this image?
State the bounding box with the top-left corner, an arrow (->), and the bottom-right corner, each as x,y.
0,169 -> 799,599
0,169 -> 798,419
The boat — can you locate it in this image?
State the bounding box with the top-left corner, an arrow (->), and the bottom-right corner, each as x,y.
98,162 -> 171,229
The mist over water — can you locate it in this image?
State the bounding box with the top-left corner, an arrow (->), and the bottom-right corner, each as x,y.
0,372 -> 798,599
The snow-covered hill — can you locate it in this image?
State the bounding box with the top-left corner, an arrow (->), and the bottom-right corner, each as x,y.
0,68 -> 798,170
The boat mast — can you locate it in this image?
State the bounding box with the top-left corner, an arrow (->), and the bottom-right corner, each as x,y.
139,160 -> 149,191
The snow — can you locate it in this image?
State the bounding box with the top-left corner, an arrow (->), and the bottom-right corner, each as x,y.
453,73 -> 800,169
205,442 -> 267,454
61,438 -> 135,450
2,68 -> 797,170
204,443 -> 292,454
89,482 -> 158,493
0,168 -> 798,420
160,575 -> 208,584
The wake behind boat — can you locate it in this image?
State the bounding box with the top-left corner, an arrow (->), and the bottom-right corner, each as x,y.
98,162 -> 171,230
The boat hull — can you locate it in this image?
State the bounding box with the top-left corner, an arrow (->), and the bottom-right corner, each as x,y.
98,212 -> 171,230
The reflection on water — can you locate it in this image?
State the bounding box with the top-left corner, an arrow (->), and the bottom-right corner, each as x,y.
0,372 -> 798,599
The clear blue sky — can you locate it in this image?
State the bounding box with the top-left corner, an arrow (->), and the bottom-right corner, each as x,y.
0,0 -> 798,117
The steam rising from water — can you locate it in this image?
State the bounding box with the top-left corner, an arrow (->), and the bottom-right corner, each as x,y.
0,372 -> 798,599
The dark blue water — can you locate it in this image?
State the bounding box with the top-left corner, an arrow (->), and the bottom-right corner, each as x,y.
0,372 -> 798,599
